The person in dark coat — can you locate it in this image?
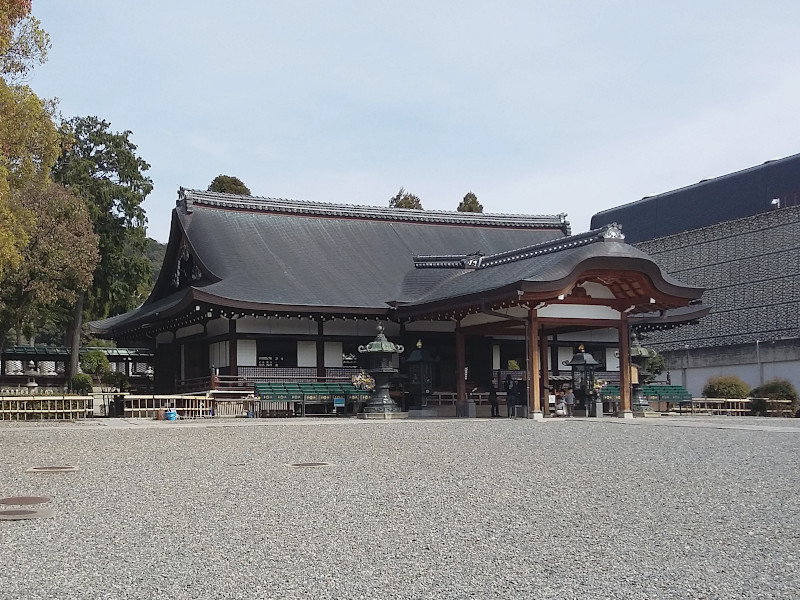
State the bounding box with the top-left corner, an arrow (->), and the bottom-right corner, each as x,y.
504,375 -> 516,417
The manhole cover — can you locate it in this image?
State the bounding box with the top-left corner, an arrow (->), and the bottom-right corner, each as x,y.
0,496 -> 51,506
288,462 -> 332,468
0,508 -> 55,521
25,466 -> 78,473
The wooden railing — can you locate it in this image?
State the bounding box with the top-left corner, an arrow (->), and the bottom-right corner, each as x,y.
0,395 -> 92,420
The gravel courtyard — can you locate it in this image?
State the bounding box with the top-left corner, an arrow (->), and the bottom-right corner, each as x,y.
1,416 -> 798,600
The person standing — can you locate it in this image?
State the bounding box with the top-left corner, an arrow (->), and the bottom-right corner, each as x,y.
504,375 -> 516,417
563,387 -> 576,417
488,382 -> 499,417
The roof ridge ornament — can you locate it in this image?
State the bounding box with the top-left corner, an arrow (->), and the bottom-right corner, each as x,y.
602,223 -> 625,241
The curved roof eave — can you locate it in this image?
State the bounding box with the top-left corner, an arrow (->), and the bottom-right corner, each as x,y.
396,252 -> 704,318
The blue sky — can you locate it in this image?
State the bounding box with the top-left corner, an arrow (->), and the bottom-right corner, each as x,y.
29,1 -> 800,243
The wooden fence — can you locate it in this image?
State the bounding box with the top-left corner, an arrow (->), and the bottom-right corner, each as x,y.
0,395 -> 92,420
123,395 -> 259,419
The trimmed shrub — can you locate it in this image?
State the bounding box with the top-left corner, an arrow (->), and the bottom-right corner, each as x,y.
71,373 -> 93,395
750,378 -> 798,414
80,350 -> 110,383
702,375 -> 750,399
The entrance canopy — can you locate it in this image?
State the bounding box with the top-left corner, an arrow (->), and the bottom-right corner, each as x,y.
395,223 -> 707,327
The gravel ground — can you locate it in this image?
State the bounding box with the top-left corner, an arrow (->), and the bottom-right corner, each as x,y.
1,415 -> 798,600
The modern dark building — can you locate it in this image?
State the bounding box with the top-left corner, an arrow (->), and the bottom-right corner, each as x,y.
592,154 -> 800,395
592,152 -> 800,244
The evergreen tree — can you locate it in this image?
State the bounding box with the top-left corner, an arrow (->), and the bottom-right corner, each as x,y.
52,116 -> 153,376
208,174 -> 251,195
389,187 -> 422,209
457,191 -> 483,213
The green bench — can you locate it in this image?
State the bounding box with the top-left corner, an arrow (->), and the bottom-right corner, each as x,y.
253,382 -> 371,417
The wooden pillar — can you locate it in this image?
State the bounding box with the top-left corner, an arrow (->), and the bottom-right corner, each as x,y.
228,318 -> 237,378
456,326 -> 466,402
618,314 -> 632,414
539,332 -> 550,415
527,308 -> 541,414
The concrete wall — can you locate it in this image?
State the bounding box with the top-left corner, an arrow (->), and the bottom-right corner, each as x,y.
662,339 -> 800,396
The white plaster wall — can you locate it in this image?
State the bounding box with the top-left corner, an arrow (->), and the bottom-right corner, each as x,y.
558,328 -> 617,342
492,345 -> 500,370
405,320 -> 456,332
155,332 -> 173,344
297,341 -> 316,367
325,342 -> 343,367
238,339 -> 257,367
206,318 -> 229,337
324,320 -> 360,336
237,317 -> 316,335
580,282 -> 615,299
557,347 -> 574,370
323,320 -> 400,336
176,324 -> 204,339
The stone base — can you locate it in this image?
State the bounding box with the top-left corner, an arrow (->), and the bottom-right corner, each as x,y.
529,411 -> 544,421
407,408 -> 438,418
635,411 -> 661,418
455,401 -> 477,418
619,411 -> 635,419
357,411 -> 409,420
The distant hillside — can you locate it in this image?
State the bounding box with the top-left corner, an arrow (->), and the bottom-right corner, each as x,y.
146,238 -> 167,282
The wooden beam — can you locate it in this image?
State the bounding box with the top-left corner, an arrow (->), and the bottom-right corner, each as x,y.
539,332 -> 550,415
528,308 -> 541,415
537,317 -> 621,329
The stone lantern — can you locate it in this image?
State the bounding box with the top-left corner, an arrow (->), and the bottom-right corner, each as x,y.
25,360 -> 39,395
567,345 -> 599,416
357,324 -> 407,419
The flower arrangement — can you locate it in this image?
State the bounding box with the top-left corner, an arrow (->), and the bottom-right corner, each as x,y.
351,370 -> 375,391
593,379 -> 608,393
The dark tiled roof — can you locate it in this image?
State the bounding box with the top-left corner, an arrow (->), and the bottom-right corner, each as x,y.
2,346 -> 152,358
398,225 -> 700,311
91,190 -> 570,335
591,152 -> 800,243
172,190 -> 569,309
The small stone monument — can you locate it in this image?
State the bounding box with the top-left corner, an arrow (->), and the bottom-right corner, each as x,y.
357,324 -> 408,419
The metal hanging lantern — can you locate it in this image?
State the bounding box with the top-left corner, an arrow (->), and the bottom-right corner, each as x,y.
567,345 -> 599,416
357,324 -> 405,417
567,345 -> 598,391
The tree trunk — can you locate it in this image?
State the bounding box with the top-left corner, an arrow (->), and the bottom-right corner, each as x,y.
67,292 -> 85,382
